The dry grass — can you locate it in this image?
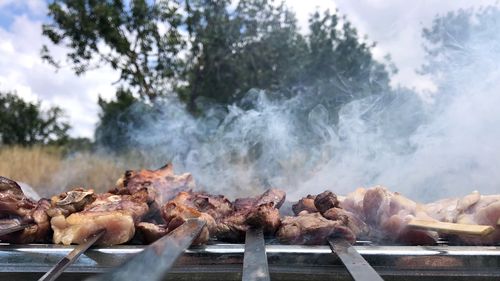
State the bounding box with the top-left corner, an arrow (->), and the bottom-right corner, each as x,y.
0,145 -> 152,197
0,145 -> 63,192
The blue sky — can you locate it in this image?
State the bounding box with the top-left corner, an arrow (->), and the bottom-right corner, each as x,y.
0,0 -> 497,138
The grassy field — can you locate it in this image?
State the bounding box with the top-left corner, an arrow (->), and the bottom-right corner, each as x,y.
0,145 -> 150,197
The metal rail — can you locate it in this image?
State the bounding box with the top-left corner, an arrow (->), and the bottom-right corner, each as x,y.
1,243 -> 499,280
242,228 -> 270,281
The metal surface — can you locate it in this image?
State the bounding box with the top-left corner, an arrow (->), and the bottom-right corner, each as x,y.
38,229 -> 106,281
242,228 -> 270,281
1,243 -> 499,280
328,237 -> 384,281
85,219 -> 205,281
0,223 -> 33,237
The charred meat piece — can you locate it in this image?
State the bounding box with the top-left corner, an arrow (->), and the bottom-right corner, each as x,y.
216,188 -> 286,242
47,188 -> 96,217
314,190 -> 339,214
113,163 -> 195,207
160,188 -> 285,243
322,207 -> 369,238
0,176 -> 51,243
277,212 -> 356,245
161,191 -> 217,245
292,194 -> 317,215
136,222 -> 168,244
51,190 -> 149,245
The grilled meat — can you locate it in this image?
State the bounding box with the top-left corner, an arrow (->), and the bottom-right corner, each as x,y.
160,188 -> 285,243
47,188 -> 96,217
51,190 -> 149,245
160,191 -> 217,244
426,191 -> 500,244
292,194 -> 317,214
215,188 -> 285,242
314,191 -> 339,214
341,186 -> 438,245
277,212 -> 356,244
0,176 -> 51,243
136,222 -> 168,244
283,190 -> 364,244
112,163 -> 195,206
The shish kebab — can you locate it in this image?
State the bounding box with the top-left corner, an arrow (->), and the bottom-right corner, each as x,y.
1,164 -> 500,280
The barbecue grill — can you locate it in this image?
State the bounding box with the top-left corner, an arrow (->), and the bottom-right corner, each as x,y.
1,239 -> 499,280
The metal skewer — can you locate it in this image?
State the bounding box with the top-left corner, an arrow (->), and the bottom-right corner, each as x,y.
328,237 -> 384,281
0,223 -> 34,237
242,227 -> 270,281
38,229 -> 106,281
86,218 -> 206,281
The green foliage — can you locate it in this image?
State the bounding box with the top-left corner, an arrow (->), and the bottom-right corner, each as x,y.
181,2 -> 392,112
0,91 -> 70,146
42,0 -> 185,100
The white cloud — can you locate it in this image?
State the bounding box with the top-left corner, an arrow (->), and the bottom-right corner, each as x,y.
0,11 -> 118,139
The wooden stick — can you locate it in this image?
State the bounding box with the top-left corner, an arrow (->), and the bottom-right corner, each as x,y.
497,217 -> 500,226
408,219 -> 494,236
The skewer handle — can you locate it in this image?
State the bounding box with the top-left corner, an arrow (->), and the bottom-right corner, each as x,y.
408,219 -> 494,236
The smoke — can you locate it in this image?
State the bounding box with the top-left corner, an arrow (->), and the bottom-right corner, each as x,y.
123,7 -> 500,202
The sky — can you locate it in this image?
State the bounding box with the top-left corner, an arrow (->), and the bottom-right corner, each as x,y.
0,0 -> 498,138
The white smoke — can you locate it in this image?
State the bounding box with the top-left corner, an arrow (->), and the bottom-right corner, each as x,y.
125,7 -> 500,202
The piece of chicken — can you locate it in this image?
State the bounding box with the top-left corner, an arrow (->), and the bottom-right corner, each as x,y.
341,186 -> 438,245
426,191 -> 500,244
50,190 -> 149,245
277,212 -> 356,245
0,176 -> 51,243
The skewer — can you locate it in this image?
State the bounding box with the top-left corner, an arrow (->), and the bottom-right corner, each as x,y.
242,227 -> 270,281
38,229 -> 106,281
328,237 -> 384,281
408,219 -> 494,236
86,218 -> 206,281
0,223 -> 34,237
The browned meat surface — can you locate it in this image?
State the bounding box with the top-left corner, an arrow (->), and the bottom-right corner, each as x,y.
216,188 -> 285,242
292,195 -> 317,215
0,176 -> 51,243
283,190 -> 364,244
159,188 -> 285,243
322,207 -> 369,238
314,191 -> 339,214
340,186 -> 438,245
277,212 -> 356,245
136,222 -> 168,243
51,190 -> 149,245
47,188 -> 96,217
112,163 -> 195,207
425,191 -> 500,245
160,191 -> 216,244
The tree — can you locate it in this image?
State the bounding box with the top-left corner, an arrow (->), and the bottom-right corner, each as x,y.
303,10 -> 392,110
0,91 -> 70,146
42,0 -> 185,101
180,0 -> 308,110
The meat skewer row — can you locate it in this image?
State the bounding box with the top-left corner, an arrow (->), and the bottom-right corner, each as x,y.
2,164 -> 500,246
